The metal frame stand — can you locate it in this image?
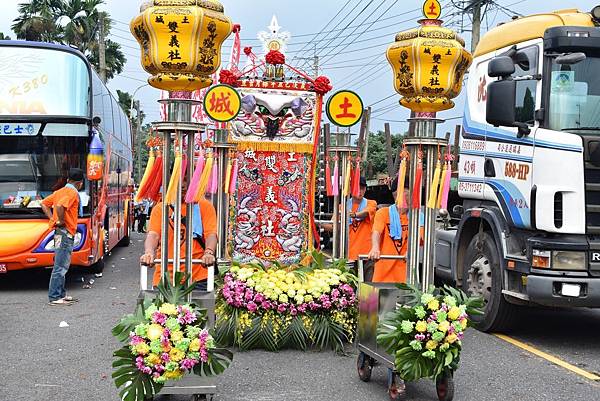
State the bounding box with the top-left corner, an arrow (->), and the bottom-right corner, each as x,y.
138,93 -> 218,400
405,113 -> 447,291
328,130 -> 357,260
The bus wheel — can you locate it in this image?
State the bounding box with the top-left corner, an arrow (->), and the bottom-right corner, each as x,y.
118,235 -> 131,247
462,232 -> 516,332
91,257 -> 105,274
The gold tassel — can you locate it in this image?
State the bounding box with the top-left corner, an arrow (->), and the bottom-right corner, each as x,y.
135,149 -> 155,202
165,151 -> 182,205
396,148 -> 409,207
194,153 -> 213,202
342,158 -> 352,197
224,157 -> 233,195
427,159 -> 442,209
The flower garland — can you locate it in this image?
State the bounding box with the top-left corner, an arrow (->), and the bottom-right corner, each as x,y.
215,252 -> 358,352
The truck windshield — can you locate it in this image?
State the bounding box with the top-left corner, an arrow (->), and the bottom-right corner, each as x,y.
0,136 -> 88,215
549,56 -> 600,134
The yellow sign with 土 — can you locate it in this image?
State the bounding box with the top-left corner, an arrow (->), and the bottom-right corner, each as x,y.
203,84 -> 241,122
423,0 -> 442,20
326,90 -> 364,127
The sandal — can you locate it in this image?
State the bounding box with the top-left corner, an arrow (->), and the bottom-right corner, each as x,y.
48,299 -> 74,306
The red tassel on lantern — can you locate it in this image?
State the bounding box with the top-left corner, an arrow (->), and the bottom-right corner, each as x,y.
412,149 -> 423,209
325,156 -> 332,196
146,153 -> 164,201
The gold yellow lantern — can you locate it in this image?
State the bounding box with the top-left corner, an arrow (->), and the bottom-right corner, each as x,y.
386,4 -> 472,113
130,0 -> 232,91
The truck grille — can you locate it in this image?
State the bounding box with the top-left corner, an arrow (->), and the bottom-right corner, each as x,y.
584,163 -> 600,233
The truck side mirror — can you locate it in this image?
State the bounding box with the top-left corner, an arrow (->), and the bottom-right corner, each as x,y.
488,56 -> 515,78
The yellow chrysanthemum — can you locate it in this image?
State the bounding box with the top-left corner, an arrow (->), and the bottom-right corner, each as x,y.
146,353 -> 161,365
445,333 -> 458,344
438,321 -> 450,333
448,306 -> 461,321
135,343 -> 150,355
159,303 -> 178,316
426,340 -> 438,350
459,318 -> 468,330
147,324 -> 164,341
170,331 -> 183,343
169,348 -> 185,362
415,321 -> 428,333
164,369 -> 184,380
427,299 -> 440,311
189,338 -> 200,352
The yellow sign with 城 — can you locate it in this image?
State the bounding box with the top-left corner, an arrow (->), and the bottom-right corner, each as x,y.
203,84 -> 241,122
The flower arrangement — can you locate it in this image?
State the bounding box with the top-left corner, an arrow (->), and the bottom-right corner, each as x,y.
377,284 -> 483,382
113,274 -> 232,401
215,251 -> 358,352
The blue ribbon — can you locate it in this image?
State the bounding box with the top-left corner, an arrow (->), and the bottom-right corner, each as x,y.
192,204 -> 203,238
388,205 -> 402,240
347,197 -> 367,225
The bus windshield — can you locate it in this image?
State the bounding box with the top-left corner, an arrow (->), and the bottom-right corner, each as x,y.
549,55 -> 600,134
0,136 -> 89,214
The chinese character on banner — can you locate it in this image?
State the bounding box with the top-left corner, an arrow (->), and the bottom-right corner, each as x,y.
326,90 -> 364,128
203,84 -> 241,123
265,186 -> 277,204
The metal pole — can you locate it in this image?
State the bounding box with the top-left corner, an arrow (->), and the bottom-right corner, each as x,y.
172,132 -> 183,286
339,150 -> 349,260
161,132 -> 171,285
185,131 -> 194,295
135,101 -> 142,182
422,138 -> 437,291
214,129 -> 231,260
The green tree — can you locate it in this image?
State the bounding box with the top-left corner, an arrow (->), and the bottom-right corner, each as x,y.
360,130 -> 406,179
12,0 -> 126,80
0,32 -> 12,40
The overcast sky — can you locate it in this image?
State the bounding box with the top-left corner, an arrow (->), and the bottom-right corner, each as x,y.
0,0 -> 597,137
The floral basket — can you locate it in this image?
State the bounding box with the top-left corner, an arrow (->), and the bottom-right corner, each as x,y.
215,251 -> 358,352
376,284 -> 484,382
112,274 -> 233,401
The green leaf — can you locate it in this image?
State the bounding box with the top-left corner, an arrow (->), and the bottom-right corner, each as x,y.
192,348 -> 233,377
444,351 -> 453,367
112,346 -> 163,401
281,315 -> 308,350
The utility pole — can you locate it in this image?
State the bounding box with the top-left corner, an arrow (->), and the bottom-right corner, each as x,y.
98,13 -> 107,83
134,100 -> 142,182
312,44 -> 319,79
470,0 -> 482,53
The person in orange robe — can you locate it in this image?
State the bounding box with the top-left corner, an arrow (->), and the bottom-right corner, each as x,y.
140,197 -> 217,288
321,177 -> 377,262
367,176 -> 422,283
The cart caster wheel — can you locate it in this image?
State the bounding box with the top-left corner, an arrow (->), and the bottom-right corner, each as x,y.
436,373 -> 455,401
357,352 -> 373,382
387,369 -> 407,401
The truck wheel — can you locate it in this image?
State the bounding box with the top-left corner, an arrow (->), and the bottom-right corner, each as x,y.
462,232 -> 516,332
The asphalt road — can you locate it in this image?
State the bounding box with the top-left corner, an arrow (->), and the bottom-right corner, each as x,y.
1,232 -> 599,401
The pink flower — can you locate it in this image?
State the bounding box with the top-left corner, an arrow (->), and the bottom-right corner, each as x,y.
277,304 -> 287,313
154,364 -> 165,373
180,358 -> 197,370
323,301 -> 332,309
151,312 -> 167,325
297,304 -> 307,313
161,353 -> 170,362
247,301 -> 258,313
331,289 -> 340,299
339,298 -> 348,308
290,306 -> 297,316
261,301 -> 272,310
244,290 -> 254,301
319,294 -> 330,303
129,335 -> 144,346
254,293 -> 265,303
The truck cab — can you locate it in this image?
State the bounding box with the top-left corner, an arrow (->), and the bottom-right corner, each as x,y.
435,8 -> 600,331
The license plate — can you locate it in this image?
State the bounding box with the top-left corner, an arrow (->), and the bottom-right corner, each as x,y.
561,283 -> 581,297
0,264 -> 6,273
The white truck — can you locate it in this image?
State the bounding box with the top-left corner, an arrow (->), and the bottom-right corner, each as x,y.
435,7 -> 600,331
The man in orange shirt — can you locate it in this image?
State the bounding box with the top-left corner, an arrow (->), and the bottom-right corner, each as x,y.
41,168 -> 84,305
368,176 -> 414,283
140,198 -> 218,289
321,177 -> 377,262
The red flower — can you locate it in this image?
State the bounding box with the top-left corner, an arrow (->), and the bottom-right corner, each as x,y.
243,46 -> 253,56
219,69 -> 238,86
265,50 -> 285,65
313,76 -> 332,95
232,24 -> 241,33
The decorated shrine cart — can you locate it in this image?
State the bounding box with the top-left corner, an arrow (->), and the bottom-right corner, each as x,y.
355,257 -> 455,401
